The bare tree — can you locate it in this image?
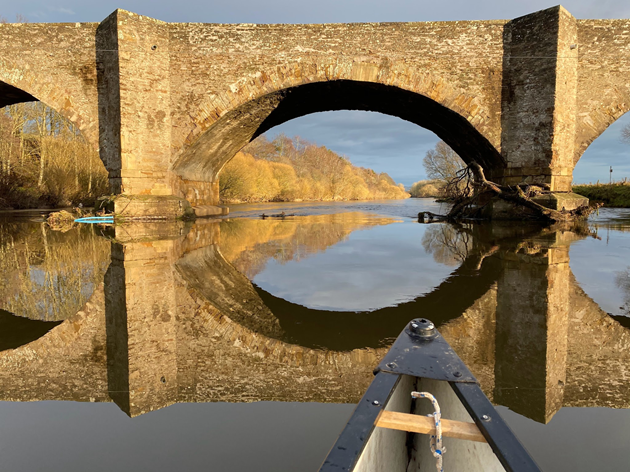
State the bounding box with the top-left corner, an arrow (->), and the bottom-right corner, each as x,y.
423,141 -> 466,182
622,124 -> 630,144
421,224 -> 473,266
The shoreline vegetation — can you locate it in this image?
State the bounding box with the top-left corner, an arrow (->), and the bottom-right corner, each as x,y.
0,101 -> 409,210
219,135 -> 409,203
573,182 -> 630,208
2,100 -> 627,212
0,103 -> 109,210
408,179 -> 446,198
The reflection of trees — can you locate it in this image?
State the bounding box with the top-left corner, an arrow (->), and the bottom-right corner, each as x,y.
616,269 -> 630,316
0,223 -> 110,321
219,213 -> 396,279
421,224 -> 473,266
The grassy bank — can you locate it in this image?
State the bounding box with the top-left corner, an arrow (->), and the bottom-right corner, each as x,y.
573,183 -> 630,208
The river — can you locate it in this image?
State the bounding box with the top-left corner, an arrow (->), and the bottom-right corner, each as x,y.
0,198 -> 629,471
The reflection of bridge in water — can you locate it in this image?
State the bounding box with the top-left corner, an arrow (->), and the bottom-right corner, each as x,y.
0,217 -> 628,423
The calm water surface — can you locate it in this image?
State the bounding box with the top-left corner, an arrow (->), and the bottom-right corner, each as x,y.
0,198 -> 629,471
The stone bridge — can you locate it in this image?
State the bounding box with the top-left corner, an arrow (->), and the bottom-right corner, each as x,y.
1,6 -> 629,216
0,220 -> 629,422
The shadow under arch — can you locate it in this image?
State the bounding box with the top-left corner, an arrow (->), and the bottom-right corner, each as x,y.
0,81 -> 36,108
0,309 -> 62,352
172,71 -> 505,183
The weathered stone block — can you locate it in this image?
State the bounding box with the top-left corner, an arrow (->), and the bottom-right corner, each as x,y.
483,198 -> 538,220
483,192 -> 588,219
531,192 -> 589,211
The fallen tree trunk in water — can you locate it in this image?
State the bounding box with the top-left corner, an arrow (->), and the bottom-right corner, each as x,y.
420,162 -> 600,224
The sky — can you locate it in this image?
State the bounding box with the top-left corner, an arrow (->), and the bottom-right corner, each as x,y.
2,0 -> 629,186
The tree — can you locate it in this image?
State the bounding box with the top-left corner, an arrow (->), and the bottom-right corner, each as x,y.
0,101 -> 109,208
423,141 -> 465,182
410,180 -> 443,197
622,124 -> 630,144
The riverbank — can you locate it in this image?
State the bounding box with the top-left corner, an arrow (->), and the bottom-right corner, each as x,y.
221,195 -> 410,204
573,183 -> 630,208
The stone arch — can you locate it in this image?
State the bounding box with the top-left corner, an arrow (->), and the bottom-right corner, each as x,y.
0,62 -> 99,150
172,60 -> 505,183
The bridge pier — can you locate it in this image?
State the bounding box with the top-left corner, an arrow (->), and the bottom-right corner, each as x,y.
500,6 -> 579,192
96,10 -> 225,219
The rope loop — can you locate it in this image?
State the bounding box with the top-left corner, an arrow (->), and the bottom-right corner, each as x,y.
411,391 -> 445,472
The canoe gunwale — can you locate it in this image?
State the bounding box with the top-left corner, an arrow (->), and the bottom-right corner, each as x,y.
318,371 -> 400,471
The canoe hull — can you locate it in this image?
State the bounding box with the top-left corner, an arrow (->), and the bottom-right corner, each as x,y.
319,319 -> 540,472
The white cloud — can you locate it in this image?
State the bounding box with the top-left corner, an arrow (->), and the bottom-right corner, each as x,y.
47,6 -> 76,15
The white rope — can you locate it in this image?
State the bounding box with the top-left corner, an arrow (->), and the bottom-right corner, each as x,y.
411,391 -> 445,472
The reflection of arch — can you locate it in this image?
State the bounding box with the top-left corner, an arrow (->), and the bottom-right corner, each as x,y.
172,60 -> 505,182
257,252 -> 502,351
177,242 -> 503,351
0,309 -> 62,352
0,64 -> 99,149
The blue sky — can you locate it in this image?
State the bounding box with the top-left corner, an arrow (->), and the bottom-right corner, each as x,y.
4,0 -> 630,24
3,0 -> 629,186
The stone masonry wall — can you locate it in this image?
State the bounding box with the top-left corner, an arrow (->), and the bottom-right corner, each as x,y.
168,19 -> 508,190
168,19 -> 507,152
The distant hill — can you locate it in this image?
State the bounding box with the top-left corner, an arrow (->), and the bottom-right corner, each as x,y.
219,135 -> 410,203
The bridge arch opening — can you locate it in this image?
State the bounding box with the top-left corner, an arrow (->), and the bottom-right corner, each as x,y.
573,110 -> 630,186
172,79 -> 505,185
0,80 -> 108,208
0,80 -> 37,109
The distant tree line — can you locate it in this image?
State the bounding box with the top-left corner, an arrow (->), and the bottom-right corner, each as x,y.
0,102 -> 109,209
219,135 -> 409,203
